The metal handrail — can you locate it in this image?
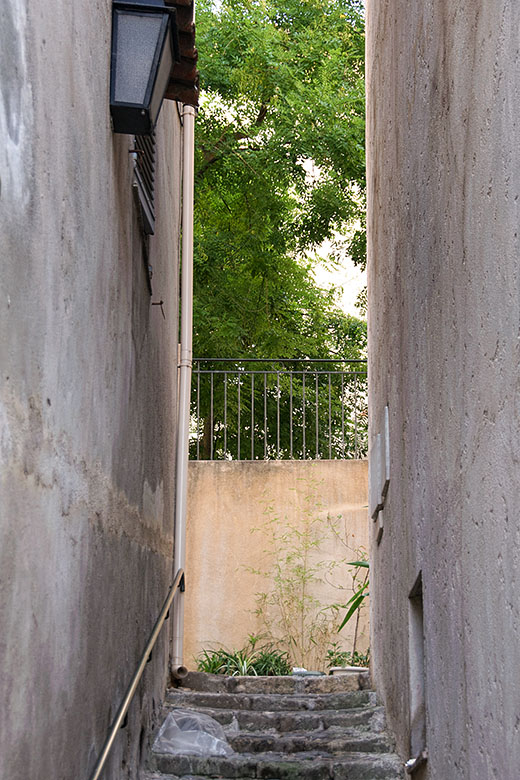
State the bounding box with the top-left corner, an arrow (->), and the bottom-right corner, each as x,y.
87,568 -> 185,780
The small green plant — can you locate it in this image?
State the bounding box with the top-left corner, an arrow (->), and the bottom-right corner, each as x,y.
349,649 -> 370,667
196,635 -> 292,676
252,647 -> 292,676
197,648 -> 230,674
337,557 -> 369,657
326,642 -> 370,668
326,642 -> 351,667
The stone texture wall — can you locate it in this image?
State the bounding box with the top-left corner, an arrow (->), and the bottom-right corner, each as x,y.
184,460 -> 369,670
367,2 -> 520,777
0,2 -> 182,778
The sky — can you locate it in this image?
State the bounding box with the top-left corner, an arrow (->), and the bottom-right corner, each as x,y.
314,254 -> 365,317
302,162 -> 366,318
313,245 -> 366,317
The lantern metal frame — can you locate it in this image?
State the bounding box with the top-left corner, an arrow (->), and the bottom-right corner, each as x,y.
110,0 -> 180,135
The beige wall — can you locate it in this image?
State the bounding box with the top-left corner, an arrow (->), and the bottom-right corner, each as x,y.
185,460 -> 369,670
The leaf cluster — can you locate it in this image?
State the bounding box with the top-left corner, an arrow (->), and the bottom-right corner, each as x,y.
326,642 -> 370,668
337,558 -> 369,632
196,635 -> 292,676
193,0 -> 366,359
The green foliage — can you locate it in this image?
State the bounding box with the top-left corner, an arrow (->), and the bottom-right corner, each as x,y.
326,642 -> 370,668
337,556 -> 369,642
194,0 -> 366,359
196,636 -> 292,676
251,646 -> 293,676
355,286 -> 367,317
197,648 -> 231,674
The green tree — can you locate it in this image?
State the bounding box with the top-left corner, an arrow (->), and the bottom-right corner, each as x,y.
193,0 -> 366,360
191,0 -> 367,458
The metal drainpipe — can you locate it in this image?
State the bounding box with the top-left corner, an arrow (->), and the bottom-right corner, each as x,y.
171,103 -> 196,679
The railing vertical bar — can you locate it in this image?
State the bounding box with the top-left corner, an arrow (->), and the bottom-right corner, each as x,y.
237,375 -> 241,461
224,372 -> 227,456
315,372 -> 319,459
302,371 -> 306,460
354,373 -> 358,458
264,373 -> 267,459
276,372 -> 280,458
289,372 -> 293,459
210,372 -> 214,460
196,364 -> 200,460
341,372 -> 345,459
328,372 -> 332,459
251,373 -> 255,460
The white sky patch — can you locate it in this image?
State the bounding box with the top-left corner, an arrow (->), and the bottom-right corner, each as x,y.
313,244 -> 366,317
302,160 -> 366,318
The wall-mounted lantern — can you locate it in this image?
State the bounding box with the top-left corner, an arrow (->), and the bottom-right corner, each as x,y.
110,0 -> 180,135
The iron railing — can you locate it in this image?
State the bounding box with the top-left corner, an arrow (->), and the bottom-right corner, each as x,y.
190,358 -> 368,461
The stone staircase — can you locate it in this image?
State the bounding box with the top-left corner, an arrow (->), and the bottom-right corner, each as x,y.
142,671 -> 403,780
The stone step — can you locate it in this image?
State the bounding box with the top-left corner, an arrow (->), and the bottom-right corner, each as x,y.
179,671 -> 370,695
227,729 -> 392,755
141,775 -> 262,780
147,676 -> 401,780
163,703 -> 386,733
142,775 -> 298,780
151,750 -> 403,779
166,689 -> 375,713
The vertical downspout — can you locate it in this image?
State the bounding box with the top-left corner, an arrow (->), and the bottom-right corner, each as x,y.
171,103 -> 196,678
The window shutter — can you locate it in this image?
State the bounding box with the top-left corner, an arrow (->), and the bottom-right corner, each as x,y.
133,132 -> 156,235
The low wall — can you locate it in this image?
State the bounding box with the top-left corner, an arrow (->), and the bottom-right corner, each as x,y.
184,460 -> 369,671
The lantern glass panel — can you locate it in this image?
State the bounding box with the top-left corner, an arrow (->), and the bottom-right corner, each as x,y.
113,10 -> 163,105
149,25 -> 173,123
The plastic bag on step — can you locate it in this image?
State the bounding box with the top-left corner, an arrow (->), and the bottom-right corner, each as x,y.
225,715 -> 240,734
153,709 -> 235,757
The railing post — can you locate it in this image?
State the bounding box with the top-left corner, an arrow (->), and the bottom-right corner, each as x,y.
276,372 -> 280,459
264,372 -> 267,459
302,371 -> 306,460
196,363 -> 200,460
237,375 -> 241,460
289,372 -> 293,459
315,372 -> 319,459
210,372 -> 214,460
224,372 -> 228,456
251,373 -> 255,460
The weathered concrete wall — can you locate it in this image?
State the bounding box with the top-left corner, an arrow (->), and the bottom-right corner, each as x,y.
184,460 -> 369,670
0,2 -> 182,778
367,2 -> 520,777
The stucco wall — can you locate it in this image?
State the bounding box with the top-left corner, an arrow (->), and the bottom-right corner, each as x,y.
367,2 -> 520,777
0,2 -> 182,778
184,460 -> 369,671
